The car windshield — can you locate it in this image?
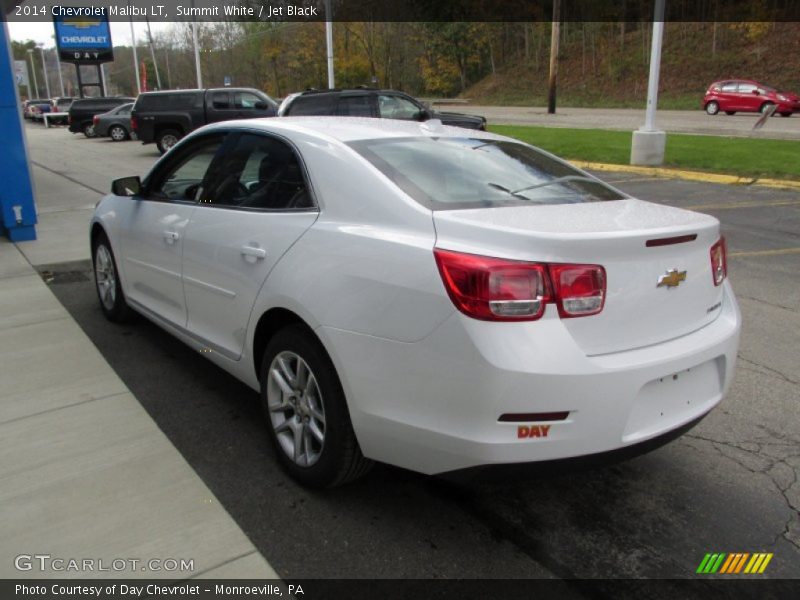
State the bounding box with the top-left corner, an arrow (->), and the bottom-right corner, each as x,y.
348,136 -> 624,210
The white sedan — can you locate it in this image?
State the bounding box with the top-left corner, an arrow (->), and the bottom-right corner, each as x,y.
90,117 -> 741,487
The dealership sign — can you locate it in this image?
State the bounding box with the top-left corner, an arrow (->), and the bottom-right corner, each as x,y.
53,13 -> 113,64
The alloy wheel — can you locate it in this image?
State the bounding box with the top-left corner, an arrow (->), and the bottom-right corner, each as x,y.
94,244 -> 117,311
266,351 -> 326,467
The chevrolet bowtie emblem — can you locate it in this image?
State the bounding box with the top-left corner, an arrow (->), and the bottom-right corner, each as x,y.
657,269 -> 687,288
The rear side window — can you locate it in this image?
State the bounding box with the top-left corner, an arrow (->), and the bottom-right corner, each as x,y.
349,137 -> 624,210
721,82 -> 737,92
284,95 -> 333,116
137,93 -> 203,111
336,95 -> 373,117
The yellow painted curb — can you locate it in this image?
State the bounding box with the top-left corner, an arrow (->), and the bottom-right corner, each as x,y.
571,161 -> 800,191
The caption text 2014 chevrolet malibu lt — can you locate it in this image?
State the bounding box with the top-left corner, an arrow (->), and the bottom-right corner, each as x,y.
90,117 -> 741,487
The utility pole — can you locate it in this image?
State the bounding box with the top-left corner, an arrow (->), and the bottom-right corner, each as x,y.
325,0 -> 334,88
191,0 -> 203,88
145,17 -> 162,90
547,0 -> 561,114
26,48 -> 39,98
129,9 -> 141,94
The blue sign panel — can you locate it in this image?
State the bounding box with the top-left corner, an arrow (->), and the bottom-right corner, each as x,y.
53,13 -> 114,63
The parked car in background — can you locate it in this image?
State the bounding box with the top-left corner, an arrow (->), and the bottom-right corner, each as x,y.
36,97 -> 73,125
23,98 -> 49,120
93,103 -> 134,141
68,96 -> 135,138
131,88 -> 278,154
703,80 -> 800,117
278,88 -> 487,130
90,118 -> 739,488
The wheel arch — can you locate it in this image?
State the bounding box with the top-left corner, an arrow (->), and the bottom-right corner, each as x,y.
253,307 -> 316,382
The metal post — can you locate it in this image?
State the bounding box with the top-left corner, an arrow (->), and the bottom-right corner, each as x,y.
325,0 -> 334,89
56,52 -> 65,97
26,49 -> 39,98
191,0 -> 203,89
146,18 -> 162,90
38,46 -> 51,99
129,12 -> 141,94
99,63 -> 107,96
643,0 -> 665,131
630,0 -> 667,165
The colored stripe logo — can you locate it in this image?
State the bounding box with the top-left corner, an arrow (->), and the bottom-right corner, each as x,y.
696,553 -> 773,574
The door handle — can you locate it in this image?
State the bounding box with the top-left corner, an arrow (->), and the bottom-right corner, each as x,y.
164,231 -> 180,244
241,245 -> 266,263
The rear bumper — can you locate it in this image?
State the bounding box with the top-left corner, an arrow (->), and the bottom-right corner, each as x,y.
321,281 -> 741,475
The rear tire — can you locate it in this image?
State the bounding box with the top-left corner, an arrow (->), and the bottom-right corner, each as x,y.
260,324 -> 373,488
109,125 -> 128,141
760,102 -> 775,115
156,129 -> 181,154
83,122 -> 97,138
92,232 -> 133,323
779,112 -> 792,118
705,101 -> 720,115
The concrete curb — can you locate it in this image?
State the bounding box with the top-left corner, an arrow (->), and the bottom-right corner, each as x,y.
572,160 -> 800,191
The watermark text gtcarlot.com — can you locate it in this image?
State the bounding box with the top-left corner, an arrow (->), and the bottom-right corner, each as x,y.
14,554 -> 194,573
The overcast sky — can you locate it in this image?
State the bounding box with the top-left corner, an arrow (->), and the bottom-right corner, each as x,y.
8,21 -> 171,47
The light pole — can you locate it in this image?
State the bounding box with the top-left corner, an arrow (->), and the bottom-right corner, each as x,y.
38,45 -> 51,99
325,0 -> 334,88
26,48 -> 39,98
631,0 -> 666,165
55,50 -> 65,97
129,11 -> 141,94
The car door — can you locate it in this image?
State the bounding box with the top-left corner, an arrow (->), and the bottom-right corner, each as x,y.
118,133 -> 227,327
718,81 -> 738,110
736,82 -> 759,111
181,132 -> 319,359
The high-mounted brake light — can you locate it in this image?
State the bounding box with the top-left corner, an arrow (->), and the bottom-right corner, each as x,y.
710,237 -> 727,286
434,249 -> 606,321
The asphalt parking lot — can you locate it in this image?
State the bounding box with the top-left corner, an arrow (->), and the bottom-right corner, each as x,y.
25,122 -> 800,586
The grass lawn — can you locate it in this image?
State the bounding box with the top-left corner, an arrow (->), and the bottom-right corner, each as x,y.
490,124 -> 800,180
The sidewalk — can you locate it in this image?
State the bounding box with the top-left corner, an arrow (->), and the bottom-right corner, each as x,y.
0,166 -> 277,579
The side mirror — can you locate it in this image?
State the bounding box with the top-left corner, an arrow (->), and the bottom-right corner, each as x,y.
112,176 -> 142,197
417,108 -> 432,121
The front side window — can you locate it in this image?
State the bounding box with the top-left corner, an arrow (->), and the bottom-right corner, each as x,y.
146,136 -> 225,202
235,92 -> 261,109
738,83 -> 757,94
204,134 -> 313,210
378,94 -> 422,120
349,137 -> 624,210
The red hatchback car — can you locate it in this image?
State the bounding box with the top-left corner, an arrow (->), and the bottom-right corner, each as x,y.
703,80 -> 800,117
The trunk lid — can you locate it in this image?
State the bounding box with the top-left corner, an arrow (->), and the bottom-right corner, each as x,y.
433,199 -> 724,355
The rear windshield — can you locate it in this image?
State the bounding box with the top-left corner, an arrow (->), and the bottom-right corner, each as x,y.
348,137 -> 624,210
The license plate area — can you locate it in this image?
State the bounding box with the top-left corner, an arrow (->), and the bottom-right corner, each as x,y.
623,357 -> 724,443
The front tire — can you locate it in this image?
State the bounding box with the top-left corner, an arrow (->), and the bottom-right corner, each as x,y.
705,101 -> 720,115
760,102 -> 775,115
109,125 -> 128,141
260,324 -> 373,488
156,129 -> 181,154
92,232 -> 133,322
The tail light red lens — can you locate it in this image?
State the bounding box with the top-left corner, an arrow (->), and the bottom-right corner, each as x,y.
130,115 -> 137,131
548,264 -> 606,317
710,236 -> 727,286
434,250 -> 550,321
434,249 -> 606,322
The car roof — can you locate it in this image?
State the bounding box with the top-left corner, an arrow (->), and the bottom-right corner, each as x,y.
202,116 -> 499,144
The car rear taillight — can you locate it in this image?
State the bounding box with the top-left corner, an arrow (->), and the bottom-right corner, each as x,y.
548,264 -> 606,317
434,249 -> 606,321
130,115 -> 137,131
93,115 -> 99,124
710,236 -> 727,286
434,250 -> 550,321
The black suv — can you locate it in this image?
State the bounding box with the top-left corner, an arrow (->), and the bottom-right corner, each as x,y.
69,97 -> 135,138
131,88 -> 278,154
278,88 -> 486,130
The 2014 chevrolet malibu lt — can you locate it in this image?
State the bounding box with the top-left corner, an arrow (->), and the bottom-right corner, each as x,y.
90,117 -> 741,487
